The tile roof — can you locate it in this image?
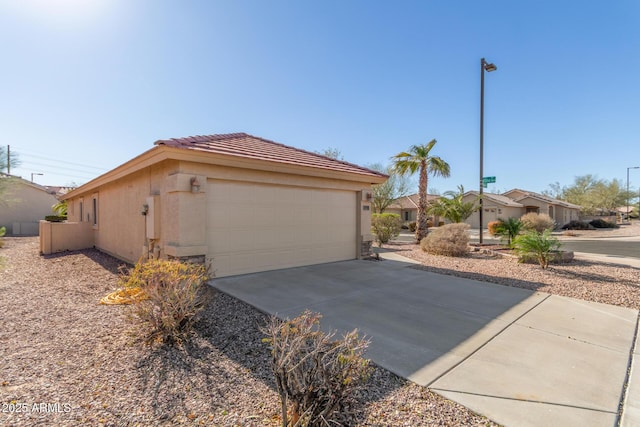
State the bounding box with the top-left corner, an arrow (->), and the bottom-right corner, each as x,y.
389,193 -> 440,209
154,133 -> 387,179
465,191 -> 523,207
507,189 -> 581,209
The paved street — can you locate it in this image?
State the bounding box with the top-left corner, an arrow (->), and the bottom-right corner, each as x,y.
559,240 -> 639,259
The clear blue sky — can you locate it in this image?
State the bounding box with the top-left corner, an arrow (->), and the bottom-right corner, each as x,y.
2,0 -> 639,195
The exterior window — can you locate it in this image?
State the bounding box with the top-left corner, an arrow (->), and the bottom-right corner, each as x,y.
92,196 -> 98,227
79,200 -> 83,222
404,211 -> 409,221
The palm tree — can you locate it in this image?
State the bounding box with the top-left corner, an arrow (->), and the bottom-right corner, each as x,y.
428,185 -> 478,224
392,139 -> 450,241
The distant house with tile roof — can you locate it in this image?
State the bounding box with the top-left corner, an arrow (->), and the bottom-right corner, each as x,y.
461,189 -> 581,229
502,189 -> 581,226
44,133 -> 387,277
386,193 -> 441,224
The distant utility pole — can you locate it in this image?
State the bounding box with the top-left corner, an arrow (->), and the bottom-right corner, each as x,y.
7,145 -> 10,174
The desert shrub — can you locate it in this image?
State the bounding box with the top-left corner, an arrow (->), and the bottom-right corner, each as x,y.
44,215 -> 66,222
561,220 -> 591,230
408,221 -> 417,232
520,212 -> 555,233
121,258 -> 209,344
513,229 -> 561,269
420,223 -> 470,257
371,213 -> 401,246
493,217 -> 522,247
426,219 -> 433,228
0,226 -> 5,248
263,310 -> 370,427
51,200 -> 68,217
487,220 -> 502,236
589,218 -> 618,229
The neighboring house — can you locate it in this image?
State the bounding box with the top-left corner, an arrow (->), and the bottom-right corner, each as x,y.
47,133 -> 387,278
463,191 -> 524,229
386,193 -> 441,224
462,189 -> 581,229
0,174 -> 59,235
503,189 -> 581,226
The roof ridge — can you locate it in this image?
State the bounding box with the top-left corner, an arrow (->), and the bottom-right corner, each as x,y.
154,132 -> 387,178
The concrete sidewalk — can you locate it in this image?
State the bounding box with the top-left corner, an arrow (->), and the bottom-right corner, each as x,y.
212,257 -> 639,427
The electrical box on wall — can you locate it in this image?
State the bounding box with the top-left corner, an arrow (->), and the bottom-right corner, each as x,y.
146,196 -> 160,239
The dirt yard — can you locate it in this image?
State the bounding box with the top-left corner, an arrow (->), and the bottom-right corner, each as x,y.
0,237 -> 497,426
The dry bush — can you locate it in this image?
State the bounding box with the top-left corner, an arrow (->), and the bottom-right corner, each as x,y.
420,223 -> 470,257
262,310 -> 371,427
520,212 -> 555,233
121,258 -> 209,344
487,220 -> 502,236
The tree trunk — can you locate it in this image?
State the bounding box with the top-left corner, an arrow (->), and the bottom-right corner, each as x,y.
415,162 -> 429,242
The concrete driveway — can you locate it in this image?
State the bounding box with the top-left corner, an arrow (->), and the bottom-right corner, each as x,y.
212,257 -> 639,427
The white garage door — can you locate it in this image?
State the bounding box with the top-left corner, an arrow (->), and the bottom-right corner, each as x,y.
207,180 -> 357,277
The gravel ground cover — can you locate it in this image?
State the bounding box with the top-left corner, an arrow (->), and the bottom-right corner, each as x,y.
390,223 -> 640,310
0,237 -> 496,427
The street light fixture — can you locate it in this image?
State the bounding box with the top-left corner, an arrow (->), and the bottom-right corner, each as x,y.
627,166 -> 639,222
31,172 -> 43,183
479,58 -> 497,244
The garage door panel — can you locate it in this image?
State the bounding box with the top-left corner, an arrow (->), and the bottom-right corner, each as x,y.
207,180 -> 356,277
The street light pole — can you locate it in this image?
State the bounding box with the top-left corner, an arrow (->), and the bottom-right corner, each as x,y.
31,172 -> 43,183
479,58 -> 497,244
627,166 -> 639,222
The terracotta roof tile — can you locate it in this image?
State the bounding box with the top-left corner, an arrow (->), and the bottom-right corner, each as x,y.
389,193 -> 440,210
154,133 -> 386,179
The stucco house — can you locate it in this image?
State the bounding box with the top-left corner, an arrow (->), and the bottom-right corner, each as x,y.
463,189 -> 581,229
43,133 -> 387,277
502,189 -> 581,225
0,174 -> 59,235
386,193 -> 440,223
463,191 -> 524,229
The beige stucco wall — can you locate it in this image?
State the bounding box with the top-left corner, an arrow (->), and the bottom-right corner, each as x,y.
0,179 -> 58,235
40,220 -> 94,255
62,156 -> 378,266
463,193 -> 523,229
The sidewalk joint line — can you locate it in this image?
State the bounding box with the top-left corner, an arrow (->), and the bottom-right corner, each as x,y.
430,388 -> 617,415
426,293 -> 551,388
616,310 -> 640,426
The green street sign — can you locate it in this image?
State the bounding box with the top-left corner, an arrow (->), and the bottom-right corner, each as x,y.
482,176 -> 496,184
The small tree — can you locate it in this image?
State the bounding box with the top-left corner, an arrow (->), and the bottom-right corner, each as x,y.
262,311 -> 370,427
513,229 -> 561,269
427,185 -> 478,223
315,147 -> 343,160
371,213 -> 402,246
0,146 -> 20,174
392,139 -> 450,242
52,200 -> 68,217
493,217 -> 522,247
368,163 -> 411,213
